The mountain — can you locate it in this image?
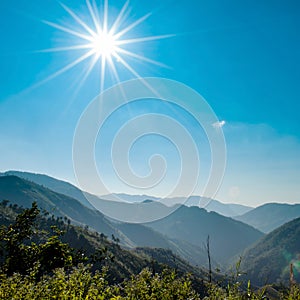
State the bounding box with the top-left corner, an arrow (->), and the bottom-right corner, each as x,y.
183,196 -> 253,217
100,194 -> 253,217
0,175 -> 122,240
1,170 -> 94,209
234,203 -> 300,233
113,222 -> 208,267
1,172 -> 253,218
101,193 -> 160,203
202,199 -> 253,217
0,200 -> 207,286
0,172 -> 176,223
146,205 -> 264,266
0,175 -> 209,266
241,217 -> 300,286
0,172 -> 262,268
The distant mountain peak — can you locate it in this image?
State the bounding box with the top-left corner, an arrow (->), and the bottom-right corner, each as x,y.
234,202 -> 300,233
142,199 -> 154,203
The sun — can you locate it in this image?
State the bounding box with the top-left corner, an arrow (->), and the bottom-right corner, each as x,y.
38,0 -> 173,91
90,31 -> 117,58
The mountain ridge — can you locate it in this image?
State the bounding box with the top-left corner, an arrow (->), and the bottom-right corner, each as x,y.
0,175 -> 209,266
234,202 -> 300,233
241,216 -> 300,286
2,170 -> 252,218
146,204 -> 264,266
0,171 -> 265,268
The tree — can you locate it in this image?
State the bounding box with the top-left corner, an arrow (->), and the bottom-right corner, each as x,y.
0,200 -> 9,207
0,202 -> 40,275
205,235 -> 212,283
0,202 -> 84,277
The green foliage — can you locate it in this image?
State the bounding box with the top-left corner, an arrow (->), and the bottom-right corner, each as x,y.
287,284 -> 300,300
0,202 -> 85,276
0,200 -> 299,299
121,268 -> 199,299
0,264 -> 112,300
0,202 -> 40,275
0,263 -> 299,299
0,264 -> 199,300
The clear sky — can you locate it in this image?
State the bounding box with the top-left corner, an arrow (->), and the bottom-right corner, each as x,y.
0,0 -> 299,207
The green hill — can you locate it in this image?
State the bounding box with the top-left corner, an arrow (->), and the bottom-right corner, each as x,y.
0,175 -> 210,267
1,170 -> 94,209
0,175 -> 121,239
1,200 -> 299,299
241,217 -> 300,286
0,200 -> 207,286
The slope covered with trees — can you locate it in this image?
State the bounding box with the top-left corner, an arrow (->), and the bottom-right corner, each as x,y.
241,217 -> 300,286
1,200 -> 300,299
0,200 -> 208,283
0,175 -> 210,266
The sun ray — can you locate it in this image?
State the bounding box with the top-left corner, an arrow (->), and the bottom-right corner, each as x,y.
109,0 -> 129,35
103,0 -> 108,33
113,13 -> 152,39
72,54 -> 100,96
113,52 -> 161,98
116,34 -> 175,46
107,55 -> 120,83
115,47 -> 169,68
86,0 -> 102,33
34,50 -> 95,88
43,20 -> 93,42
38,1 -> 174,92
107,54 -> 128,100
100,54 -> 106,92
36,44 -> 92,53
60,2 -> 96,37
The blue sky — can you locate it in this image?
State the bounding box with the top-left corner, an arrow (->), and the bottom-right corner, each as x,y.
0,0 -> 299,206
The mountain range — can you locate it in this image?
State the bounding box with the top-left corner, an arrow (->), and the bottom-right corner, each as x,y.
0,175 -> 208,266
102,193 -> 253,217
146,205 -> 263,264
0,171 -> 265,268
1,169 -> 300,285
0,199 -> 207,287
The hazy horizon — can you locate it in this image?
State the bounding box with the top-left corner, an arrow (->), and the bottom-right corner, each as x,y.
3,168 -> 300,209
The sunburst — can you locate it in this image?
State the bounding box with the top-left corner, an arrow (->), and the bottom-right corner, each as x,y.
39,0 -> 173,91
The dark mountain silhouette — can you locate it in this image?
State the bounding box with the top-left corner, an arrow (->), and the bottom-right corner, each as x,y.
0,175 -> 120,238
1,170 -> 94,209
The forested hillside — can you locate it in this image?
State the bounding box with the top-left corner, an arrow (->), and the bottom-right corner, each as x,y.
241,217 -> 300,286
